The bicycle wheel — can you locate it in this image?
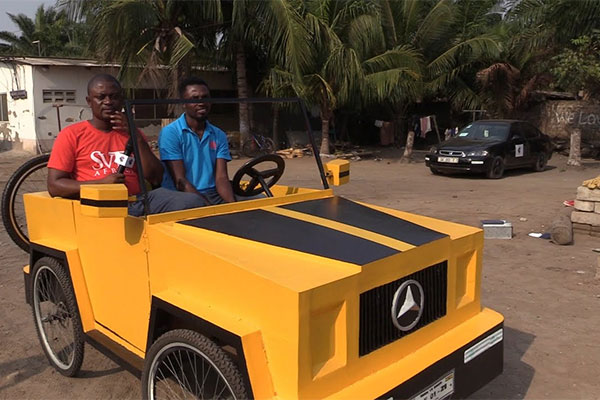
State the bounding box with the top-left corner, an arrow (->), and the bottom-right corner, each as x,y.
1,153 -> 50,252
242,139 -> 260,158
142,329 -> 249,400
31,256 -> 85,377
261,137 -> 275,155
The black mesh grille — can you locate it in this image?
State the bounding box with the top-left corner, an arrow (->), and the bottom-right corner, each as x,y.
359,262 -> 447,356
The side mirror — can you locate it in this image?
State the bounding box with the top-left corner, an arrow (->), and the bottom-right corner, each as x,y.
325,159 -> 350,186
80,184 -> 129,218
511,135 -> 523,141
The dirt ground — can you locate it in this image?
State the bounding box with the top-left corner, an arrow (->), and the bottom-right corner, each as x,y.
0,148 -> 599,399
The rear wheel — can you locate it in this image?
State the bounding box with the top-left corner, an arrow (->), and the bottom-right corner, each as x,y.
142,329 -> 249,400
486,156 -> 504,179
31,256 -> 84,377
1,153 -> 49,252
533,152 -> 548,172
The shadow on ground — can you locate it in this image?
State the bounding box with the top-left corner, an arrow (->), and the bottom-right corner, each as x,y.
469,325 -> 536,400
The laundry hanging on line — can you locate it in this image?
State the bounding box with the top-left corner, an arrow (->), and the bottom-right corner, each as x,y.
420,116 -> 432,138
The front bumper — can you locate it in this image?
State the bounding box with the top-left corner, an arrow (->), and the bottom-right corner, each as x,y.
378,321 -> 503,399
315,308 -> 504,399
425,155 -> 490,173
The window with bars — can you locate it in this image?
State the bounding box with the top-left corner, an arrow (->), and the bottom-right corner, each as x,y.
0,93 -> 8,121
43,90 -> 76,104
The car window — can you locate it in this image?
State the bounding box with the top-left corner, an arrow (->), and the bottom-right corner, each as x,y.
456,123 -> 510,141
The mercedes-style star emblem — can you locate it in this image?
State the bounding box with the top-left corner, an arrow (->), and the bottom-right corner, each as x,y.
391,279 -> 424,331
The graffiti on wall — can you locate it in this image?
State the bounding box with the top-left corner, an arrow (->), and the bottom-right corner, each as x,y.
550,104 -> 600,126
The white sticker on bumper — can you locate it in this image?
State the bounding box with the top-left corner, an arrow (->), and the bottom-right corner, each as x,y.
464,329 -> 503,363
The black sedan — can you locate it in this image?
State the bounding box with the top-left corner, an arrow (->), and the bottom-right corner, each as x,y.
425,120 -> 553,178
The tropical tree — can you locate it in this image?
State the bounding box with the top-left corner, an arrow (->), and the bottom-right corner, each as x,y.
372,0 -> 501,152
77,0 -> 222,101
0,5 -> 88,57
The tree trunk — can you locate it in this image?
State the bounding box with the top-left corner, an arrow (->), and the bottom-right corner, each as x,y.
320,117 -> 330,155
236,42 -> 250,147
567,127 -> 582,167
401,130 -> 415,163
272,105 -> 280,150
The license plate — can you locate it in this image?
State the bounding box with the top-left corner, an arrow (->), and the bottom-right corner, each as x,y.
438,156 -> 459,163
409,370 -> 455,400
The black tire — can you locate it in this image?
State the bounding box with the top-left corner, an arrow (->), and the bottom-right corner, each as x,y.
142,329 -> 249,400
1,153 -> 49,252
429,167 -> 441,175
242,139 -> 260,158
486,156 -> 504,179
261,137 -> 275,155
533,152 -> 548,172
31,256 -> 84,377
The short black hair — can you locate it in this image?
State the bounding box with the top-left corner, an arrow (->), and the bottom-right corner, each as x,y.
87,74 -> 121,94
178,76 -> 210,97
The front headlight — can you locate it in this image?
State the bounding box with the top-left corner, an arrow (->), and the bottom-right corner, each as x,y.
466,150 -> 488,157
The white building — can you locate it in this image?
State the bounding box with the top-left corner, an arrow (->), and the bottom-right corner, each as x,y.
0,57 -> 235,153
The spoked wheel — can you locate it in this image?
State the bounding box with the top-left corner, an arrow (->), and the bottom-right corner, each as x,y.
31,256 -> 84,376
241,139 -> 260,158
1,153 -> 49,252
142,329 -> 249,400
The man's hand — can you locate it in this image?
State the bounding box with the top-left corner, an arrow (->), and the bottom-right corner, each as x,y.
110,110 -> 129,133
97,173 -> 126,184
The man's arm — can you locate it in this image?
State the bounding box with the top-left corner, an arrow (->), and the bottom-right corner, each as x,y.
215,158 -> 235,203
47,168 -> 125,199
164,160 -> 202,195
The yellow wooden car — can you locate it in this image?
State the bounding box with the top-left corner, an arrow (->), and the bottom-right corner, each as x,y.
23,151 -> 503,399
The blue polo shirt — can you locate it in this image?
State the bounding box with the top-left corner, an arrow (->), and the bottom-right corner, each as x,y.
158,113 -> 231,192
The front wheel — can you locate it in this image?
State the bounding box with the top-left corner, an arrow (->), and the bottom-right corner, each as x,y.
31,256 -> 85,376
486,156 -> 504,179
429,167 -> 441,175
1,153 -> 50,252
533,152 -> 548,172
142,329 -> 249,400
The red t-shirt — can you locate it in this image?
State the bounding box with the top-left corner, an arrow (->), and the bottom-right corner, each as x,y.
48,121 -> 146,195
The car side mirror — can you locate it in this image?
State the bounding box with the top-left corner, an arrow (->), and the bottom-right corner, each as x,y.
325,159 -> 350,186
511,135 -> 522,141
80,184 -> 129,218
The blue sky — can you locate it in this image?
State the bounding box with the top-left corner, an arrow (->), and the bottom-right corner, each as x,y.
0,0 -> 55,36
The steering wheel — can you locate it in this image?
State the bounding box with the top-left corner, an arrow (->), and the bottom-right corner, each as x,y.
232,154 -> 285,197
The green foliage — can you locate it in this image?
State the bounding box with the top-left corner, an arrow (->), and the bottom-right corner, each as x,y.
551,33 -> 600,98
0,4 -> 90,57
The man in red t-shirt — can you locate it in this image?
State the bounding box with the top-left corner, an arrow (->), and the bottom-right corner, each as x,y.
48,74 -> 205,216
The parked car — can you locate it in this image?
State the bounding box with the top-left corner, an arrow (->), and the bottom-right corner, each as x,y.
425,120 -> 553,178
22,99 -> 504,400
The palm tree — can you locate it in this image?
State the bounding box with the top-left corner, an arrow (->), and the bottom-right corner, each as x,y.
0,5 -> 85,57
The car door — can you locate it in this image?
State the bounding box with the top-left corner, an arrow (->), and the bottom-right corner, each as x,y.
522,123 -> 545,162
506,123 -> 528,167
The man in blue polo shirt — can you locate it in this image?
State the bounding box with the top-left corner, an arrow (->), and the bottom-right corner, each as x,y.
158,77 -> 235,205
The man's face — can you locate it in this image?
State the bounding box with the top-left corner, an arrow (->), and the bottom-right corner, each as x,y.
182,84 -> 211,121
86,80 -> 124,122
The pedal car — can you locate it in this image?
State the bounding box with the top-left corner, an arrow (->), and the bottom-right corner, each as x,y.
22,98 -> 503,399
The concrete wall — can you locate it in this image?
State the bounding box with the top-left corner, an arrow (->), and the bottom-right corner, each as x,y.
537,100 -> 600,143
0,63 -> 36,152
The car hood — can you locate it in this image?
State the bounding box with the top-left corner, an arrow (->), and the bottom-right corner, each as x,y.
150,196 -> 451,291
438,137 -> 503,151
